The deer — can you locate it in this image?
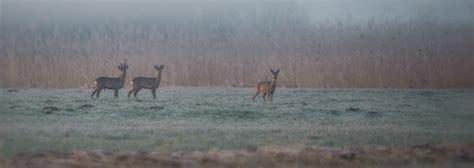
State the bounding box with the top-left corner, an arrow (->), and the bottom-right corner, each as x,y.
253,69 -> 280,103
128,65 -> 164,99
91,61 -> 129,99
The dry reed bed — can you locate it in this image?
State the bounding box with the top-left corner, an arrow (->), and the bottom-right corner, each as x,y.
1,1 -> 473,89
2,144 -> 473,168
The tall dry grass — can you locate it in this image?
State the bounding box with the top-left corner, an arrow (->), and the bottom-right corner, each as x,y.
0,1 -> 472,88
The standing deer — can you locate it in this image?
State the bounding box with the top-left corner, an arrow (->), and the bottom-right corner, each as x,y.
128,65 -> 164,99
91,61 -> 129,99
253,69 -> 280,103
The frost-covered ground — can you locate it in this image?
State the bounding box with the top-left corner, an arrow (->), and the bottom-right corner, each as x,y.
0,88 -> 473,158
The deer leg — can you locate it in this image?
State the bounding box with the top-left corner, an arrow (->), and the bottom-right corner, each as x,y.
269,93 -> 273,103
91,89 -> 97,99
128,88 -> 135,99
114,89 -> 119,99
133,88 -> 141,99
252,92 -> 260,102
262,93 -> 267,102
96,88 -> 102,98
151,89 -> 157,99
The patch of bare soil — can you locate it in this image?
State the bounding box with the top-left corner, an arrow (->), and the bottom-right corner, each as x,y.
1,144 -> 473,168
42,106 -> 60,114
6,89 -> 19,93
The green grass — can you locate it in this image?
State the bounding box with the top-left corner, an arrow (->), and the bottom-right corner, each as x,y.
0,88 -> 473,156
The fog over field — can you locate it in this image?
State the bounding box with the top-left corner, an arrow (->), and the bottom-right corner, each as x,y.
1,0 -> 472,88
1,1 -> 474,167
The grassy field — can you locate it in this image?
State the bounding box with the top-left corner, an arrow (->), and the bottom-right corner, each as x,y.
1,88 -> 473,157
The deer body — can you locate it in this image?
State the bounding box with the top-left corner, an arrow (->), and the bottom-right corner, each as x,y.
128,65 -> 164,99
91,62 -> 129,99
253,69 -> 279,103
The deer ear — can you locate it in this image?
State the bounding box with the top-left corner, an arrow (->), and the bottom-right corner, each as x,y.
271,69 -> 274,73
161,65 -> 165,69
276,69 -> 280,73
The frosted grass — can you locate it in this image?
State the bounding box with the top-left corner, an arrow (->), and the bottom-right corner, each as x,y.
0,88 -> 473,156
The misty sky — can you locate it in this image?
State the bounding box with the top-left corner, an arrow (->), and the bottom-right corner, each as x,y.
2,0 -> 472,25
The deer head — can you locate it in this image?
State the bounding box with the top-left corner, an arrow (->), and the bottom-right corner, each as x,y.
271,69 -> 280,79
118,63 -> 129,72
154,65 -> 165,71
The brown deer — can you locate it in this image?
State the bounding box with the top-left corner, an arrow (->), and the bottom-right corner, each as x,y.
91,61 -> 129,99
253,69 -> 280,103
128,65 -> 164,99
